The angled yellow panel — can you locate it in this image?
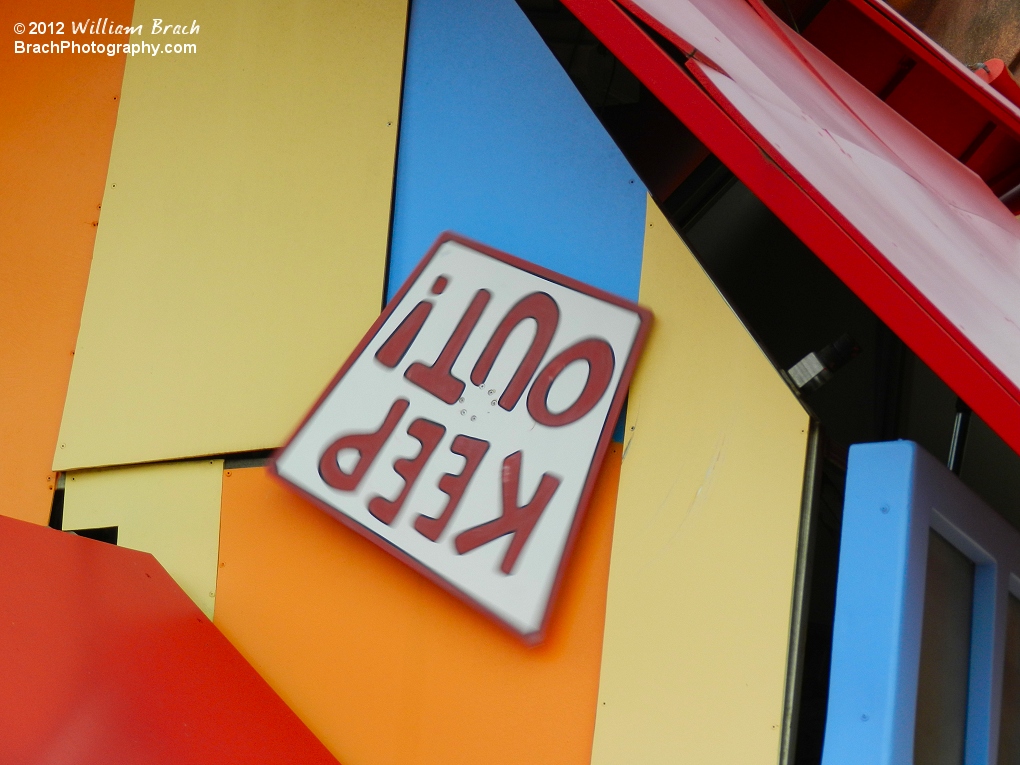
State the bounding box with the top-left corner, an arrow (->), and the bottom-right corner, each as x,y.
62,459 -> 224,617
55,0 -> 408,470
591,199 -> 810,764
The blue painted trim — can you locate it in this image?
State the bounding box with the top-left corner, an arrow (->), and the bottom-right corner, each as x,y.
822,441 -> 1020,765
821,441 -> 923,764
611,399 -> 628,444
387,0 -> 646,303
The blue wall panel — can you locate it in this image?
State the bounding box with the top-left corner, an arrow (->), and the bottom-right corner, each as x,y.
387,0 -> 646,302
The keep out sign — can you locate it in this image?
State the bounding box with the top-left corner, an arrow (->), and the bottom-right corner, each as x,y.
271,234 -> 651,638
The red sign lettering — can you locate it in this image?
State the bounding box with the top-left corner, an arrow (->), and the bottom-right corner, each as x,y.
272,233 -> 651,638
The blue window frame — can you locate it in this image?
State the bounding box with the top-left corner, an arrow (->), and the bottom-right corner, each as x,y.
822,440 -> 1020,764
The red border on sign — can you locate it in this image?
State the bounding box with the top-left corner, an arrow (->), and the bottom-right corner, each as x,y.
267,231 -> 652,643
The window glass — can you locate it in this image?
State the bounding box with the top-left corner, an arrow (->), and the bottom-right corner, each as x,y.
915,530 -> 975,765
998,595 -> 1020,764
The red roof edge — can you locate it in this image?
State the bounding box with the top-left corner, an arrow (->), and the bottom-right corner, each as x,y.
561,0 -> 1020,458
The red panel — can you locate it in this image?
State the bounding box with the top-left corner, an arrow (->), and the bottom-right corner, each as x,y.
561,0 -> 1020,458
803,2 -> 914,95
0,515 -> 338,765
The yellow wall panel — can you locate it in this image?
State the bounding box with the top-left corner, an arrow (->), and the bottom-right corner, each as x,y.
63,459 -> 223,617
591,200 -> 810,764
55,0 -> 409,470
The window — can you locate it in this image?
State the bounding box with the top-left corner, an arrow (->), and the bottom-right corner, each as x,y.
823,440 -> 1020,764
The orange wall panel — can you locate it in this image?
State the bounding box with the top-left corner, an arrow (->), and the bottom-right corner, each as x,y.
0,0 -> 132,523
215,445 -> 622,765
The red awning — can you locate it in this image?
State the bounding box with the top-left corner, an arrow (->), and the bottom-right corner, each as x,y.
804,0 -> 1020,203
564,0 -> 1020,456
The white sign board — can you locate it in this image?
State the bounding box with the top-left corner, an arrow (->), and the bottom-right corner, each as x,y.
271,233 -> 651,638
